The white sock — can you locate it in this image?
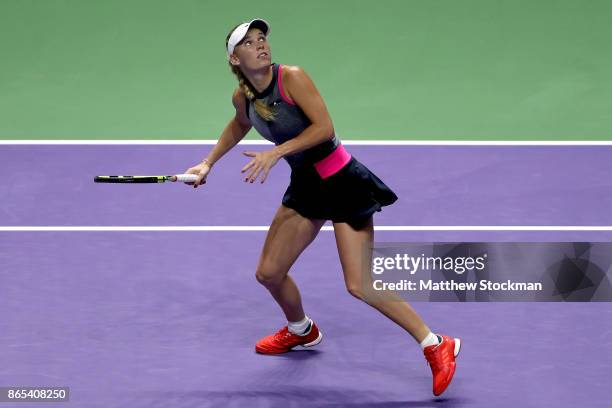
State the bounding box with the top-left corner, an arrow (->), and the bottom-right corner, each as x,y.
420,332 -> 441,349
288,316 -> 311,336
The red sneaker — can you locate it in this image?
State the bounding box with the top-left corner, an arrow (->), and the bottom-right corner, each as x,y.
255,321 -> 323,354
423,334 -> 461,396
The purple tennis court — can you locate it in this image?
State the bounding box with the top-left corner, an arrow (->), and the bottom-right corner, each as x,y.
2,145 -> 612,407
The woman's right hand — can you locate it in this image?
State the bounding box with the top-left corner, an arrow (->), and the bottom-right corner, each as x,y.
184,161 -> 212,188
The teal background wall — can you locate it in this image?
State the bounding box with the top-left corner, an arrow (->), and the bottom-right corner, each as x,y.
1,0 -> 610,140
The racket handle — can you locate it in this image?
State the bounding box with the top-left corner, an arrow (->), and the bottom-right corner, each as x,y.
173,174 -> 199,183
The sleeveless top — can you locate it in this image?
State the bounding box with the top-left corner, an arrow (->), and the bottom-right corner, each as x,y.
245,63 -> 340,169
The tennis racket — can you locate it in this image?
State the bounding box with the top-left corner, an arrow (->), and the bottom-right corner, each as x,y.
94,174 -> 199,184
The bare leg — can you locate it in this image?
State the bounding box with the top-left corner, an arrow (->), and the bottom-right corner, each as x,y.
333,216 -> 431,343
256,205 -> 326,322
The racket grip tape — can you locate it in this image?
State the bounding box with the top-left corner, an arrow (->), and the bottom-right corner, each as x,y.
174,174 -> 199,183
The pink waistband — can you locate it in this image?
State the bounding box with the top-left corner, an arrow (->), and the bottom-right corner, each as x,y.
314,144 -> 352,179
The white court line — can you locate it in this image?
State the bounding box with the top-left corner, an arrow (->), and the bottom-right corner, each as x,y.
1,226 -> 612,232
1,140 -> 612,146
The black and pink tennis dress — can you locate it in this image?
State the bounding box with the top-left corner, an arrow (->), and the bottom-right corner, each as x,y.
246,63 -> 397,228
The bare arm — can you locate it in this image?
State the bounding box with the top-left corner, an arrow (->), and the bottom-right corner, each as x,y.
204,88 -> 253,165
272,65 -> 335,157
185,89 -> 252,188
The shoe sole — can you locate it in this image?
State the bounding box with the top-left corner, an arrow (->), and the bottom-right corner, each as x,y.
255,331 -> 324,354
296,330 -> 323,349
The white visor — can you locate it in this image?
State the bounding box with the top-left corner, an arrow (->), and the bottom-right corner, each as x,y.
226,18 -> 270,59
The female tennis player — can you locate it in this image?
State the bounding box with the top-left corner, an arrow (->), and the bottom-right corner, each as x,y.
184,19 -> 460,396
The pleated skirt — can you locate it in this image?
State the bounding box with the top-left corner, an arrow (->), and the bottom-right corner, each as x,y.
281,156 -> 398,229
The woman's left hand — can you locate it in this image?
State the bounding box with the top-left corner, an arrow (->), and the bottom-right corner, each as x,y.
241,150 -> 281,183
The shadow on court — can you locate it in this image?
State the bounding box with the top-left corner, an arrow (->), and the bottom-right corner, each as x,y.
128,388 -> 472,408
